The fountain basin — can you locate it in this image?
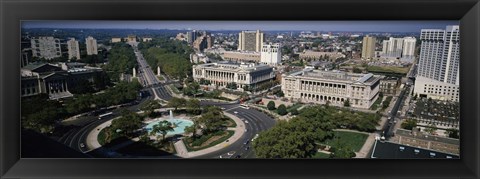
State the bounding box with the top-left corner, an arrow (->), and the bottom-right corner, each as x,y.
145,118 -> 194,136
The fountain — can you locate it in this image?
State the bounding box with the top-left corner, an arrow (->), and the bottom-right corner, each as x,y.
145,109 -> 193,136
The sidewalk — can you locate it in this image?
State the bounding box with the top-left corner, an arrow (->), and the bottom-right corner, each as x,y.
173,112 -> 246,158
355,133 -> 376,158
85,119 -> 114,151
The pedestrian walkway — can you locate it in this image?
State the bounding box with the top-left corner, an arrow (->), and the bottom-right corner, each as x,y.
174,140 -> 189,157
355,133 -> 376,158
85,120 -> 113,151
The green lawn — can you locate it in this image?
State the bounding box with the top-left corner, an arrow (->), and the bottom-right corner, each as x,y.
367,65 -> 409,74
322,131 -> 368,152
168,84 -> 181,94
183,130 -> 235,152
157,75 -> 165,81
369,96 -> 383,110
312,152 -> 331,158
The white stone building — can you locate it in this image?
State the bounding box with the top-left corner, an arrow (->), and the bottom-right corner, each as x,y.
260,43 -> 282,65
192,62 -> 275,90
282,68 -> 381,109
413,76 -> 459,102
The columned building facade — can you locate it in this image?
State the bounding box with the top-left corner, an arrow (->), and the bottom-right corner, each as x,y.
282,69 -> 381,109
192,62 -> 274,90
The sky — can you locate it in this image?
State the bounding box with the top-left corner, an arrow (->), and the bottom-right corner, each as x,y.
22,21 -> 459,33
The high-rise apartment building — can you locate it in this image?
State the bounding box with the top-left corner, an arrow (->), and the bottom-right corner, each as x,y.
381,37 -> 417,60
67,38 -> 80,60
382,37 -> 404,58
31,37 -> 62,60
414,25 -> 460,101
238,30 -> 264,52
85,36 -> 98,55
402,37 -> 417,59
361,35 -> 376,60
260,43 -> 282,65
417,25 -> 459,85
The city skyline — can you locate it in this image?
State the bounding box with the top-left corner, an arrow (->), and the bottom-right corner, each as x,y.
22,20 -> 459,33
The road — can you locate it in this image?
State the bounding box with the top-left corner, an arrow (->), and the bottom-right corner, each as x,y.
130,42 -> 172,101
196,101 -> 276,158
60,96 -> 276,158
60,42 -> 276,158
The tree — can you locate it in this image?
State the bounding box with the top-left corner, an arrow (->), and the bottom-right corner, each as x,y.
352,67 -> 362,73
343,99 -> 351,107
198,107 -> 225,133
446,128 -> 459,139
111,110 -> 144,138
424,124 -> 437,135
183,81 -> 201,97
401,119 -> 417,130
167,97 -> 187,111
184,117 -> 199,138
150,120 -> 174,141
277,104 -> 288,116
140,99 -> 162,118
329,143 -> 356,159
186,98 -> 201,115
226,82 -> 238,90
252,118 -> 328,158
290,108 -> 299,115
267,101 -> 276,110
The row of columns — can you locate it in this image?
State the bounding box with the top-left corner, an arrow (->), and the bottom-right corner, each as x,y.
46,79 -> 68,94
300,80 -> 347,95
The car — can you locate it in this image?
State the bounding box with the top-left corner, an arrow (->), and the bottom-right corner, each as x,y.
245,121 -> 249,124
244,129 -> 248,132
233,111 -> 238,114
245,146 -> 250,150
243,140 -> 250,145
235,155 -> 241,158
227,151 -> 235,156
80,143 -> 85,148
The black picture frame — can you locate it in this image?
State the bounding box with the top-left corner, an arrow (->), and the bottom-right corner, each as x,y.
1,0 -> 479,178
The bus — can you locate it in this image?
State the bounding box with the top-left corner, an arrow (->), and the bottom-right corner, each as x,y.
98,112 -> 113,119
240,104 -> 250,109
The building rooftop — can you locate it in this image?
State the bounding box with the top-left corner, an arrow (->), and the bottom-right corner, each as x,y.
286,68 -> 380,85
195,62 -> 271,72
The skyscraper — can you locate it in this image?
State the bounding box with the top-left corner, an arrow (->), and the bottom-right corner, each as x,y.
85,36 -> 98,55
31,36 -> 62,60
413,25 -> 460,101
417,25 -> 459,85
238,30 -> 264,52
67,38 -> 80,60
361,35 -> 376,60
